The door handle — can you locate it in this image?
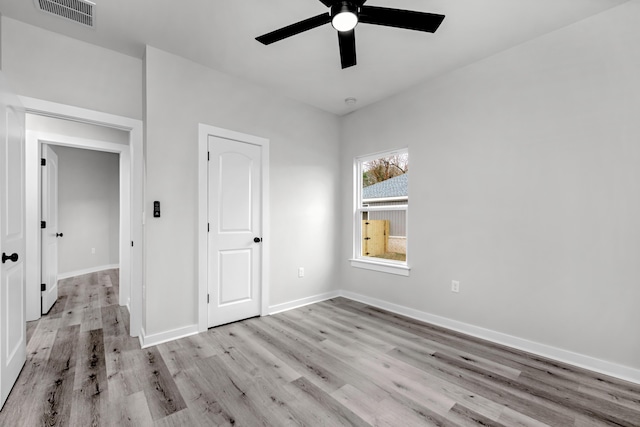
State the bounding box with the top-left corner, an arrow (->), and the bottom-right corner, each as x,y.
56,233 -> 64,237
254,237 -> 262,243
2,253 -> 18,264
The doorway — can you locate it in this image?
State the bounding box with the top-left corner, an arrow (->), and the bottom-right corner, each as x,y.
40,143 -> 121,314
198,124 -> 270,332
22,97 -> 143,338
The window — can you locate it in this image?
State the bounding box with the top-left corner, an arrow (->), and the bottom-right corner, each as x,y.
351,148 -> 410,276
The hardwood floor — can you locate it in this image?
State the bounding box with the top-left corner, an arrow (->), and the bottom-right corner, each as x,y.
1,270 -> 639,426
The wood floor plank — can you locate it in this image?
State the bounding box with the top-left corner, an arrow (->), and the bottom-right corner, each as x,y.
99,284 -> 117,307
318,300 -> 524,381
256,316 -> 392,401
107,391 -> 154,427
41,325 -> 81,427
171,364 -> 237,426
139,347 -> 188,420
498,407 -> 553,427
70,329 -> 109,427
80,306 -> 103,332
388,346 -> 575,426
242,319 -> 347,394
447,402 -> 508,427
216,323 -> 301,384
285,376 -> 370,427
105,346 -> 145,399
577,383 -> 640,412
193,354 -> 272,425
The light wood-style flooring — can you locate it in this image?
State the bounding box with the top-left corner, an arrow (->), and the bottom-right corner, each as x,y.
0,269 -> 639,426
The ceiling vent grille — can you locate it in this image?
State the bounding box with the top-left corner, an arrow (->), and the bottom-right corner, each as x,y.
35,0 -> 95,28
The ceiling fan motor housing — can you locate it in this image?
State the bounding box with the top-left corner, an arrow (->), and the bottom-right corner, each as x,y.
331,1 -> 359,18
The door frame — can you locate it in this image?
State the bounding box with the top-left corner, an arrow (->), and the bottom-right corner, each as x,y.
197,124 -> 270,332
28,134 -> 128,316
22,97 -> 144,339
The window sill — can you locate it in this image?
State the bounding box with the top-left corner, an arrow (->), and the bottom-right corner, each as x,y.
349,259 -> 410,276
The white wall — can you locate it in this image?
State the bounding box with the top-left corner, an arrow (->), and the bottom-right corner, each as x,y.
50,145 -> 119,275
340,1 -> 640,370
0,17 -> 142,119
144,47 -> 342,335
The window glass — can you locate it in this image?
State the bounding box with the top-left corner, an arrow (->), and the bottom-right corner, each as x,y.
354,149 -> 408,268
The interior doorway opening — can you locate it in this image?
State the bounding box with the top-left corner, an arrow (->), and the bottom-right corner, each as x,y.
40,141 -> 121,315
22,98 -> 143,339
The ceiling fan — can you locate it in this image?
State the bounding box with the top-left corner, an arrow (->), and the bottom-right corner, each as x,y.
256,0 -> 445,69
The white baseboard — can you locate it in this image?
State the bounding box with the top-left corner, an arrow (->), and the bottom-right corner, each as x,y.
140,324 -> 199,349
58,264 -> 119,280
268,291 -> 340,315
339,290 -> 640,385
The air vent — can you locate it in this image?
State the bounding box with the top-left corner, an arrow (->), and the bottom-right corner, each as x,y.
35,0 -> 95,28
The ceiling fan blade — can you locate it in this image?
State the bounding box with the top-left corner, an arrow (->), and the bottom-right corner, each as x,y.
256,13 -> 331,45
359,6 -> 445,33
338,29 -> 356,69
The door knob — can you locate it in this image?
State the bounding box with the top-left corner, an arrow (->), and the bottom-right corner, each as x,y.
254,237 -> 262,243
56,233 -> 64,237
2,252 -> 18,264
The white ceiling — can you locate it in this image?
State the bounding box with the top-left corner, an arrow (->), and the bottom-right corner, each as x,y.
0,0 -> 628,115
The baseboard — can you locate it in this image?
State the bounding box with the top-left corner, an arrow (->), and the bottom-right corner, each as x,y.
268,290 -> 340,315
58,264 -> 119,280
339,290 -> 640,385
140,324 -> 199,349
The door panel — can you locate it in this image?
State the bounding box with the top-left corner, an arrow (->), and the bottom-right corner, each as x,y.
208,136 -> 262,327
219,249 -> 252,304
41,145 -> 59,314
6,266 -> 24,360
219,153 -> 253,232
0,75 -> 26,410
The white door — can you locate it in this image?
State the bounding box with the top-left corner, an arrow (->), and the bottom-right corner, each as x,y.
0,74 -> 26,410
41,145 -> 59,314
208,136 -> 262,327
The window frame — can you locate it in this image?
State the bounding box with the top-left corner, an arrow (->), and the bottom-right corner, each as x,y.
350,148 -> 410,276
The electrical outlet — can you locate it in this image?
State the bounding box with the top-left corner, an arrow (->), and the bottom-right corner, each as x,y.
298,267 -> 304,278
451,280 -> 460,293
91,248 -> 96,254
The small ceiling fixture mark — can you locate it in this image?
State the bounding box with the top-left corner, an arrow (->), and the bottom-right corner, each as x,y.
35,0 -> 95,28
345,97 -> 357,106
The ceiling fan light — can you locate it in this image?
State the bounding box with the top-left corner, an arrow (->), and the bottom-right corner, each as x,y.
331,2 -> 358,32
332,11 -> 358,31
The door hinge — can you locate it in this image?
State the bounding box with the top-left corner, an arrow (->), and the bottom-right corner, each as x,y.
41,221 -> 46,229
41,158 -> 46,166
207,294 -> 210,304
131,241 -> 134,247
207,151 -> 210,161
41,283 -> 46,291
207,223 -> 210,232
